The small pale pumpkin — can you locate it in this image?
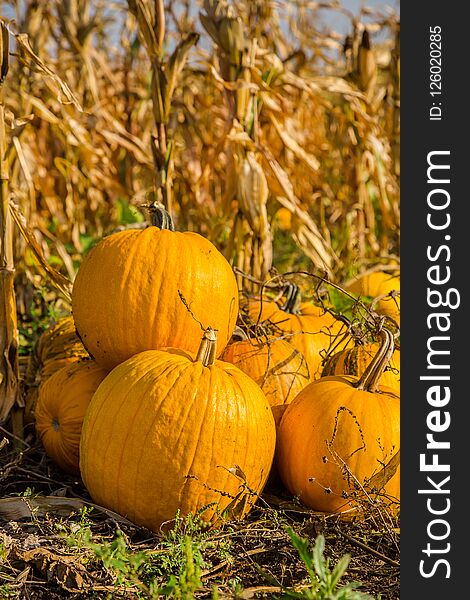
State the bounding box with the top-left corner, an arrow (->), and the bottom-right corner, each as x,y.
35,360 -> 109,474
277,329 -> 400,514
80,329 -> 276,532
72,205 -> 239,370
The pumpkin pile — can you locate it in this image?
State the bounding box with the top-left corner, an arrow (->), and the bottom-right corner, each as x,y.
35,204 -> 277,531
33,205 -> 400,527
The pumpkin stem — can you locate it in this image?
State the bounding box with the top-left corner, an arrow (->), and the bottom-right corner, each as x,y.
281,283 -> 301,314
196,327 -> 218,366
231,326 -> 248,341
355,328 -> 394,392
146,201 -> 175,231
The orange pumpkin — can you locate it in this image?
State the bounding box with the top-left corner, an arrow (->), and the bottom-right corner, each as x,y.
322,342 -> 400,394
80,329 -> 276,532
248,285 -> 351,379
277,329 -> 400,514
24,316 -> 89,425
345,271 -> 400,324
221,337 -> 311,427
72,205 -> 239,370
274,207 -> 292,231
35,361 -> 109,474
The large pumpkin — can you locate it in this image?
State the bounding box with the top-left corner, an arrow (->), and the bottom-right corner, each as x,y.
24,316 -> 89,425
35,360 -> 109,474
322,342 -> 400,394
80,329 -> 276,532
72,205 -> 239,370
277,329 -> 400,513
247,285 -> 351,379
345,271 -> 400,323
221,337 -> 311,427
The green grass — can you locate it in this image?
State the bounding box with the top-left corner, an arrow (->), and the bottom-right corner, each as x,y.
278,529 -> 375,599
39,507 -> 378,599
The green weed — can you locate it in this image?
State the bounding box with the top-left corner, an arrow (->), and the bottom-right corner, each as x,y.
278,528 -> 375,600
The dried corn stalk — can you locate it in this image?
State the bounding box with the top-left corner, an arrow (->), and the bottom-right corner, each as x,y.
200,0 -> 340,283
0,21 -> 20,425
128,0 -> 199,215
357,30 -> 377,103
232,150 -> 272,289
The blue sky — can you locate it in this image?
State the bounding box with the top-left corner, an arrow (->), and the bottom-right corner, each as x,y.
321,0 -> 399,37
1,1 -> 400,30
0,0 -> 399,55
334,0 -> 399,14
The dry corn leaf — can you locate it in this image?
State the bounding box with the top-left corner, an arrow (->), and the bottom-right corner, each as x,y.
0,270 -> 19,423
101,129 -> 152,165
9,546 -> 89,592
260,149 -> 335,269
269,114 -> 320,172
14,33 -> 82,111
367,450 -> 400,492
207,63 -> 258,93
27,96 -> 61,124
128,0 -> 161,58
8,202 -> 73,301
237,151 -> 269,235
164,32 -> 200,119
0,496 -> 136,526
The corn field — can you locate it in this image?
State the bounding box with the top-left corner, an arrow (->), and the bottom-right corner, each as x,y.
0,1 -> 400,598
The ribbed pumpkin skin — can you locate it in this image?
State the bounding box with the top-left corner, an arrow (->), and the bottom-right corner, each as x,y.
221,338 -> 311,423
248,300 -> 351,379
277,376 -> 400,513
72,228 -> 239,369
322,344 -> 400,394
25,317 -> 89,425
27,316 -> 88,382
80,349 -> 276,532
346,271 -> 400,323
35,361 -> 108,474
